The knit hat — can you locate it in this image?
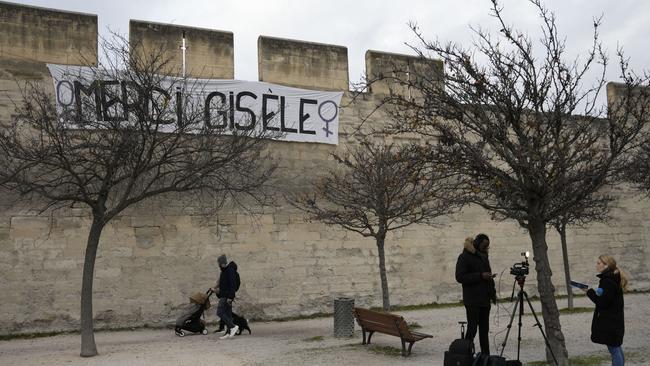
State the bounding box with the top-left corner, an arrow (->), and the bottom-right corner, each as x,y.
189,292 -> 211,309
217,254 -> 228,266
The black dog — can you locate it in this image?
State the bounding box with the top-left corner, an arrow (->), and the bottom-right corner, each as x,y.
215,312 -> 251,335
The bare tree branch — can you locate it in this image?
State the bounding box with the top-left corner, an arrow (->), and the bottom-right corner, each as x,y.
290,139 -> 467,310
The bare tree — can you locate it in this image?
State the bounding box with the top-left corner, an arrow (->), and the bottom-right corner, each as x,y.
291,140 -> 466,311
364,1 -> 650,363
0,35 -> 278,357
550,197 -> 609,310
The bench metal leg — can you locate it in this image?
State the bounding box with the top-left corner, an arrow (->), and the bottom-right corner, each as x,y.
407,342 -> 415,356
401,338 -> 407,357
361,329 -> 367,345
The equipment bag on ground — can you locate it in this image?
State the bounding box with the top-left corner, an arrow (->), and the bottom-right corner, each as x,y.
444,338 -> 475,366
472,353 -> 506,366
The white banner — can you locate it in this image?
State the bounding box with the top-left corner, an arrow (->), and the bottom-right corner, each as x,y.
47,64 -> 343,145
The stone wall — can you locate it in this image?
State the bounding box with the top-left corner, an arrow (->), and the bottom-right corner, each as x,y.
258,36 -> 349,91
129,20 -> 233,79
0,1 -> 97,65
0,2 -> 649,335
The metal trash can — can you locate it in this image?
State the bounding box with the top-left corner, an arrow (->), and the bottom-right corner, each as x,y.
333,297 -> 355,337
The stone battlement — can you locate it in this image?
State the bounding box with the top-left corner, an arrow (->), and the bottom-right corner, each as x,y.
0,1 -> 97,65
0,2 -> 441,95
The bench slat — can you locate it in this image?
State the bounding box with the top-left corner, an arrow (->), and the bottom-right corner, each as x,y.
357,324 -> 401,337
403,332 -> 433,341
410,331 -> 433,338
355,313 -> 402,323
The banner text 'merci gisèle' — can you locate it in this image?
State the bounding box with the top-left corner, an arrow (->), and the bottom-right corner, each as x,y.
47,64 -> 343,145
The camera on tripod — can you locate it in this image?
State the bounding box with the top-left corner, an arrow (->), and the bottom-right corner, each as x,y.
509,251 -> 530,277
501,250 -> 559,366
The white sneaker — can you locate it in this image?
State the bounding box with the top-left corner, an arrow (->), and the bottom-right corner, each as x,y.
219,325 -> 239,340
229,325 -> 239,337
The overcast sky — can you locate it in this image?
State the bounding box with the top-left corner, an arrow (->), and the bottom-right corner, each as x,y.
13,0 -> 650,93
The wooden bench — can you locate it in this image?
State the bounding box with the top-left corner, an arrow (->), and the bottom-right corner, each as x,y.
353,307 -> 433,357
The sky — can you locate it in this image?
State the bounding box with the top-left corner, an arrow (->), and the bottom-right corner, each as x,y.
12,0 -> 650,97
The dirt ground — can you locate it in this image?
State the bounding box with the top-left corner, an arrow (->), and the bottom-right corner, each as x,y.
1,293 -> 649,366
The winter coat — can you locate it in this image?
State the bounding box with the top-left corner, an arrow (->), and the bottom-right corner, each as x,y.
217,262 -> 238,300
455,238 -> 496,307
587,269 -> 625,346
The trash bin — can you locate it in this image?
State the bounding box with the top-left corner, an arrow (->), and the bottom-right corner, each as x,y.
333,297 -> 354,337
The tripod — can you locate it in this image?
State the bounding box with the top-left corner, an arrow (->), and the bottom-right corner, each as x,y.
499,275 -> 559,366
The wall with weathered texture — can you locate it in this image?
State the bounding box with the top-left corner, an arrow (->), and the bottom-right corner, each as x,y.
365,50 -> 443,96
0,1 -> 97,65
0,2 -> 649,336
258,36 -> 348,91
129,20 -> 233,79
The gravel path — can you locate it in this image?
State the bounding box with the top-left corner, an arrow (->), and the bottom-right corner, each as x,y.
1,293 -> 649,366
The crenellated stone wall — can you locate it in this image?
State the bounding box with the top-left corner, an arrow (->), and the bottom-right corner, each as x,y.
0,2 -> 648,336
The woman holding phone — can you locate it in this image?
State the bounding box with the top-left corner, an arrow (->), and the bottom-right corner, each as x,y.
583,255 -> 628,366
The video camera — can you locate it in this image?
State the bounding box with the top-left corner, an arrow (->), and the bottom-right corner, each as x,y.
510,251 -> 530,277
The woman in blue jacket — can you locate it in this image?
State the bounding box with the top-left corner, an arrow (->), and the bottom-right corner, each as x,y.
584,255 -> 628,366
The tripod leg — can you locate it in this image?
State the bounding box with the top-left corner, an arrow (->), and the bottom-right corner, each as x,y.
516,290 -> 524,361
499,290 -> 521,357
522,291 -> 559,366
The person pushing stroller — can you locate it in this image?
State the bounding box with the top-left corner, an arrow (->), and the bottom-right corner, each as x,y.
211,254 -> 240,340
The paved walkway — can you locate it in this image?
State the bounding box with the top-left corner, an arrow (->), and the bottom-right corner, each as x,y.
1,293 -> 649,365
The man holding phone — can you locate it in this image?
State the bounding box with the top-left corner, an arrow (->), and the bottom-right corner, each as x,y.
455,234 -> 497,355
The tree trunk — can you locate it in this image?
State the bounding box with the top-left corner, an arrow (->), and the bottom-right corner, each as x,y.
80,216 -> 105,357
376,235 -> 390,311
529,219 -> 569,366
558,223 -> 574,310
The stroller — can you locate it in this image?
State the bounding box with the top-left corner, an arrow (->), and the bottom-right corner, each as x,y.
174,290 -> 213,337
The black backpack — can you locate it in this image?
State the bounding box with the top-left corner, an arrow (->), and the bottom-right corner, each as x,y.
444,322 -> 475,366
444,339 -> 474,366
449,338 -> 475,354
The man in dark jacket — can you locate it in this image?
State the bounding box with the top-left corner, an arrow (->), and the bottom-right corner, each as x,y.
211,254 -> 239,339
455,234 -> 496,355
